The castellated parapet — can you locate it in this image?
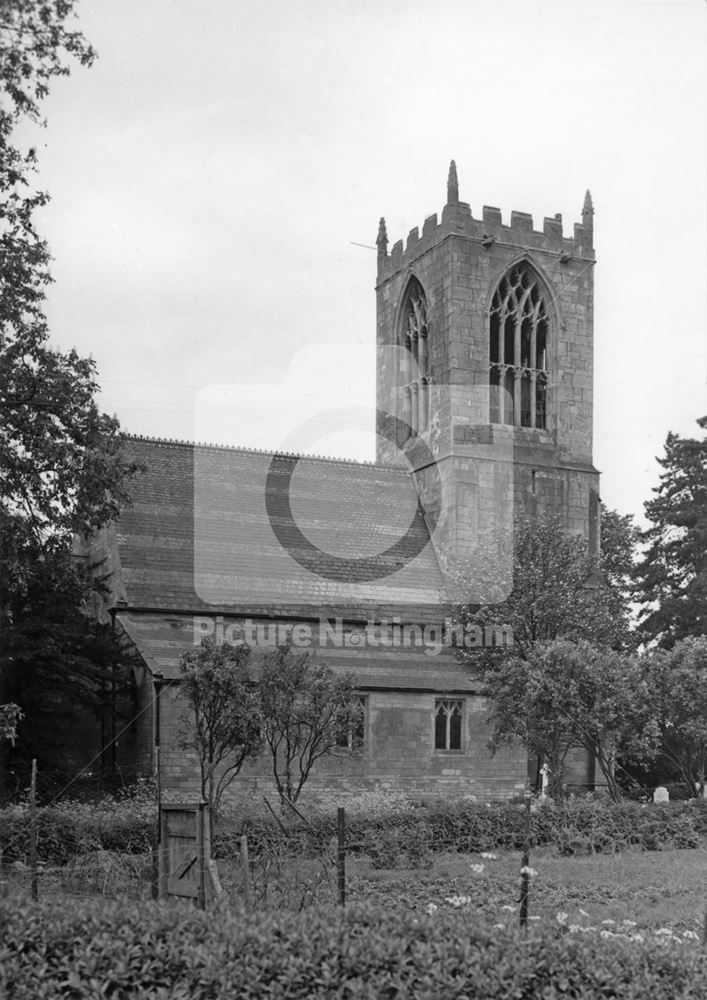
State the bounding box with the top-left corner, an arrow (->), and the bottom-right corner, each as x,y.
378,193 -> 594,284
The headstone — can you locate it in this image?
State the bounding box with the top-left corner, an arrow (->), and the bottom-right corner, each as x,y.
653,786 -> 669,804
540,763 -> 550,799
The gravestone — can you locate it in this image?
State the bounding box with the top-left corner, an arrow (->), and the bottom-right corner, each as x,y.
653,786 -> 669,804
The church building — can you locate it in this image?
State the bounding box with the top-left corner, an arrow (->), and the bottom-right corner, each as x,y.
88,163 -> 600,804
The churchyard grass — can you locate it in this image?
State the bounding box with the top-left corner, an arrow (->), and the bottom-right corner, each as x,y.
344,848 -> 707,937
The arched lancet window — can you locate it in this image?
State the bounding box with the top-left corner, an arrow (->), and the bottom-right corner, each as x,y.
398,278 -> 430,442
489,263 -> 549,429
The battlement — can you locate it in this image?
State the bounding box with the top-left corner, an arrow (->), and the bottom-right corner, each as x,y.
377,161 -> 594,283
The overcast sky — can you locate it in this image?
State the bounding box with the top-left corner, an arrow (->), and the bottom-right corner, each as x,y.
24,0 -> 707,524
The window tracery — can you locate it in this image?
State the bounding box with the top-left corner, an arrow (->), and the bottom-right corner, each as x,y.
489,264 -> 548,429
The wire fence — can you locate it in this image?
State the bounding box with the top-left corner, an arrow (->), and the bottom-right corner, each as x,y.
4,794 -> 707,933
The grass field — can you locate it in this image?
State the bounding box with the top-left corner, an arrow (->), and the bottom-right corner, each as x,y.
345,848 -> 707,938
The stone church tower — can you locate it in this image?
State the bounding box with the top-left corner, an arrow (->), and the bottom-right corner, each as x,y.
375,162 -> 600,591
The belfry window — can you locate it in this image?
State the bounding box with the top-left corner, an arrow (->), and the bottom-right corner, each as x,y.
489,264 -> 548,429
398,279 -> 430,441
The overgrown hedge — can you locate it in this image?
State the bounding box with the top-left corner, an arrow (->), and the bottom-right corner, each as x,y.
0,789 -> 154,865
1,896 -> 704,999
3,795 -> 707,867
221,798 -> 707,865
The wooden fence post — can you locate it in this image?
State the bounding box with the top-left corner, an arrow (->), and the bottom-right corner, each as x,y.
519,792 -> 531,929
337,807 -> 346,906
29,759 -> 38,901
152,744 -> 161,899
196,803 -> 206,910
240,834 -> 251,911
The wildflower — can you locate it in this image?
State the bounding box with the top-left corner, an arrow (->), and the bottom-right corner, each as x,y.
528,916 -> 540,922
568,925 -> 582,934
621,920 -> 637,929
501,905 -> 516,912
426,903 -> 438,915
556,912 -> 568,925
493,923 -> 505,930
520,866 -> 537,877
445,895 -> 472,908
683,930 -> 699,941
470,863 -> 485,875
480,852 -> 498,860
600,930 -> 616,939
655,928 -> 673,936
601,919 -> 615,926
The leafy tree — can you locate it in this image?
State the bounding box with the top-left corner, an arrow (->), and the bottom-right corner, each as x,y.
177,640 -> 262,826
259,645 -> 361,808
600,503 -> 639,611
487,640 -> 656,802
451,514 -> 631,667
0,703 -> 22,744
634,417 -> 707,647
643,636 -> 707,797
0,1 -> 139,771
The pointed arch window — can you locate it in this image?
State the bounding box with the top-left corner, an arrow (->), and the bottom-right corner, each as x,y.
398,278 -> 430,442
489,264 -> 549,429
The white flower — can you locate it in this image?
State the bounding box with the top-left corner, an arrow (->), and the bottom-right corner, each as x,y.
621,920 -> 637,929
470,863 -> 485,875
493,923 -> 505,930
520,866 -> 537,877
568,924 -> 582,934
445,895 -> 472,908
655,928 -> 673,936
682,930 -> 700,941
501,905 -> 516,912
600,930 -> 617,939
480,852 -> 498,860
556,912 -> 569,925
601,919 -> 616,926
528,915 -> 540,922
426,903 -> 438,915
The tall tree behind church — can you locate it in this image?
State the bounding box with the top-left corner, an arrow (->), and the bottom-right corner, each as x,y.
633,417 -> 707,648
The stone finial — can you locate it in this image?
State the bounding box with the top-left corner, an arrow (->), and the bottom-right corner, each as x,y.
376,216 -> 388,258
581,189 -> 594,247
447,160 -> 459,205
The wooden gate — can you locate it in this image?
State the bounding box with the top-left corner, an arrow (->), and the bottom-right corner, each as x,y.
159,802 -> 208,907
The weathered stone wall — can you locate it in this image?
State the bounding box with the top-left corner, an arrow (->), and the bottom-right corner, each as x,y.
154,682 -> 529,806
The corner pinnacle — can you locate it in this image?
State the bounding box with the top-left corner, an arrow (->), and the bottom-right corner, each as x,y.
376,217 -> 388,257
582,189 -> 594,217
447,160 -> 459,205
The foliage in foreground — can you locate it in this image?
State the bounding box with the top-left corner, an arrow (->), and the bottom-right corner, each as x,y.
1,896 -> 706,999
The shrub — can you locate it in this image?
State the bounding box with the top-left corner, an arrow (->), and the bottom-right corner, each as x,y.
3,790 -> 707,870
0,785 -> 155,865
212,797 -> 707,865
1,896 -> 706,999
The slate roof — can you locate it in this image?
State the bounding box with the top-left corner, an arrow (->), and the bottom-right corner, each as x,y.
102,436 -> 447,623
117,611 -> 477,689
